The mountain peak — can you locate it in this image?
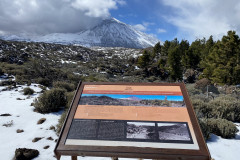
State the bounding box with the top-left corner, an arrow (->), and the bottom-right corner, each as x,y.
1,18 -> 159,49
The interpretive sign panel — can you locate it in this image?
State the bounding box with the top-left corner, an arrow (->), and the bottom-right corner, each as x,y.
55,82 -> 211,160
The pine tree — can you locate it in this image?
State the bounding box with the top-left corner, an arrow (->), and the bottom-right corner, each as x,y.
182,39 -> 203,69
167,46 -> 183,81
179,40 -> 189,56
138,50 -> 151,70
161,40 -> 171,56
202,31 -> 240,84
153,42 -> 161,59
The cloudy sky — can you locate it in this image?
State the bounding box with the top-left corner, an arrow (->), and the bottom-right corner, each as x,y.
0,0 -> 240,42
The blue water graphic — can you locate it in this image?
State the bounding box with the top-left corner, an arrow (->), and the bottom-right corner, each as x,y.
81,94 -> 184,101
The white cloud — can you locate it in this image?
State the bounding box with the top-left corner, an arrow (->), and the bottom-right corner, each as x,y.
71,0 -> 117,17
0,0 -> 124,35
161,0 -> 240,41
133,21 -> 155,32
143,22 -> 155,26
157,28 -> 167,33
133,24 -> 147,32
116,0 -> 126,5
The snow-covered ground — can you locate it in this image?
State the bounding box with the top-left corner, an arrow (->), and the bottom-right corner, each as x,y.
207,125 -> 240,160
0,83 -> 239,160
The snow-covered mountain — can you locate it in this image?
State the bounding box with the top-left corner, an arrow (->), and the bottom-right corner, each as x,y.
1,18 -> 159,49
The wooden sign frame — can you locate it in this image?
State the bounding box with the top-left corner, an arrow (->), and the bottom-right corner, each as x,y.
55,82 -> 211,160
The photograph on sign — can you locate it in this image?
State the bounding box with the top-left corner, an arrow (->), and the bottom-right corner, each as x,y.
157,123 -> 191,141
126,122 -> 155,140
65,84 -> 199,150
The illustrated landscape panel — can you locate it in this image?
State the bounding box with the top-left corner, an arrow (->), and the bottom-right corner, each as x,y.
79,94 -> 185,107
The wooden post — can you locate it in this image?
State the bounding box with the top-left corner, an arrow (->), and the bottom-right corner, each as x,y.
56,155 -> 61,160
111,157 -> 118,160
71,156 -> 77,160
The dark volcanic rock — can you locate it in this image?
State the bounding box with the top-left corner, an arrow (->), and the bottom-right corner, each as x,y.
37,118 -> 46,124
14,148 -> 39,160
32,137 -> 43,142
0,113 -> 11,116
16,129 -> 24,133
46,137 -> 54,141
43,145 -> 50,149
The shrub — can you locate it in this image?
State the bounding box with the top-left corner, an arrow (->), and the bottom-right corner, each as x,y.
33,88 -> 66,113
192,99 -> 214,118
15,75 -> 28,85
208,97 -> 240,122
195,78 -> 210,92
0,80 -> 16,87
66,91 -> 75,108
186,84 -> 201,96
23,87 -> 34,95
207,118 -> 238,139
36,78 -> 51,87
0,68 -> 3,76
198,118 -> 211,140
184,69 -> 196,83
192,95 -> 240,122
53,81 -> 75,92
56,110 -> 68,134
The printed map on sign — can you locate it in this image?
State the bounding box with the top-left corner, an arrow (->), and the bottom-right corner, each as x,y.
65,85 -> 199,150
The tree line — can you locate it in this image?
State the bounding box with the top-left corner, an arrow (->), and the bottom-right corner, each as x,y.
137,30 -> 240,85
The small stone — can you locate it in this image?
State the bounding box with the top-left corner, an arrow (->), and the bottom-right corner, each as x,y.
37,118 -> 46,124
43,145 -> 50,149
55,139 -> 58,142
16,129 -> 24,133
47,137 -> 54,141
16,98 -> 24,100
32,137 -> 43,142
49,125 -> 55,131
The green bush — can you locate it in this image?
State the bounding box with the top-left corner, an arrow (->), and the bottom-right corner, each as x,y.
53,81 -> 75,92
192,96 -> 240,122
36,78 -> 51,87
33,88 -> 67,113
15,75 -> 26,85
192,99 -> 213,118
186,84 -> 201,96
0,68 -> 3,76
207,118 -> 238,139
56,110 -> 68,134
66,91 -> 75,108
0,80 -> 16,87
198,118 -> 211,140
208,98 -> 240,122
23,87 -> 34,95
